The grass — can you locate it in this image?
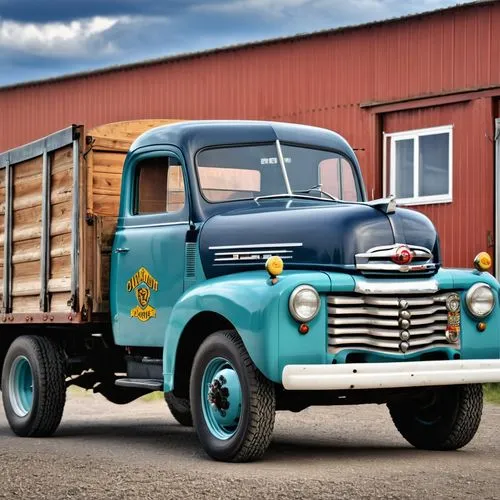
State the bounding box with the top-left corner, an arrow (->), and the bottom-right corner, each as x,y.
484,384 -> 500,404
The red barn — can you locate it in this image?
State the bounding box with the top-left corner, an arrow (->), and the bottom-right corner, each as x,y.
1,0 -> 500,271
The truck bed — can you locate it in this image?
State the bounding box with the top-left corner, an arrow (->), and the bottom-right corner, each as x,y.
0,119 -> 181,324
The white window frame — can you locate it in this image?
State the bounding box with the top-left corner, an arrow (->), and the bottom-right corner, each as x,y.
385,125 -> 453,206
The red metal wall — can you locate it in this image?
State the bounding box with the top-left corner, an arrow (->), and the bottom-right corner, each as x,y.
0,1 -> 499,267
383,99 -> 495,267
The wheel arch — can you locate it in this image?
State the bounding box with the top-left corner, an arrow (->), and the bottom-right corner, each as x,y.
171,311 -> 235,399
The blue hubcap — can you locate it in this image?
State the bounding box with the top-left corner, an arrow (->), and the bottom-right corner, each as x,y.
201,357 -> 242,440
9,356 -> 33,417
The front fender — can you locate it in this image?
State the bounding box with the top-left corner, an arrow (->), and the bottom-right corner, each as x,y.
163,270 -> 332,391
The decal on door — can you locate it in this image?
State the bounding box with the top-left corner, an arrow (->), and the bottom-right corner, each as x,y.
127,267 -> 159,322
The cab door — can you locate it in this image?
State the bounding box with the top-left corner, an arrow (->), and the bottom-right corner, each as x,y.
111,150 -> 190,346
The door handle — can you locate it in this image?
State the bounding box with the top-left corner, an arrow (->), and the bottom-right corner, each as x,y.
115,247 -> 130,254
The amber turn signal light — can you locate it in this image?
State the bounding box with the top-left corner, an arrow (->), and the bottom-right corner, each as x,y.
474,252 -> 492,272
477,322 -> 487,332
265,256 -> 284,278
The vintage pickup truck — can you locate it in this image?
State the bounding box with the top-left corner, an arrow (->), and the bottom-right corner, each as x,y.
0,119 -> 500,462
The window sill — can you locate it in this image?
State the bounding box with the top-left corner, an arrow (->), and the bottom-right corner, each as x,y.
395,196 -> 452,207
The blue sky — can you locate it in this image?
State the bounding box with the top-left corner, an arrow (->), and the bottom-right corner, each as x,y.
0,0 -> 463,87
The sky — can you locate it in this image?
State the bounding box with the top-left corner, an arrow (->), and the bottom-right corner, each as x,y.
0,0 -> 464,87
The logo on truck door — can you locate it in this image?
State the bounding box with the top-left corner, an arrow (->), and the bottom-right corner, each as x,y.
126,267 -> 159,322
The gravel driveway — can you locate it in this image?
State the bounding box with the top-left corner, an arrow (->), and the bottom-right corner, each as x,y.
0,391 -> 499,499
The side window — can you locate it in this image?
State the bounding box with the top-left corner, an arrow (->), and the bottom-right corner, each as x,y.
135,156 -> 185,215
385,125 -> 452,205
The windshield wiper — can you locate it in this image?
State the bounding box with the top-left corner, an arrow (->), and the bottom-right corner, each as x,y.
254,192 -> 338,203
292,184 -> 339,201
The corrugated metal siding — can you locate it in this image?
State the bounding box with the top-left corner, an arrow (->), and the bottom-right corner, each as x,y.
383,99 -> 495,267
0,2 -> 499,268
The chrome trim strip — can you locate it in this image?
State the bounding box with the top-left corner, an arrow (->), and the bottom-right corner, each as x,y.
356,243 -> 432,258
356,263 -> 437,272
125,221 -> 190,229
209,242 -> 303,250
215,255 -> 293,262
354,279 -> 439,294
214,249 -> 294,256
282,360 -> 500,391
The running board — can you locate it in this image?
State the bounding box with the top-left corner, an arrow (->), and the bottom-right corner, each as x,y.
115,378 -> 163,390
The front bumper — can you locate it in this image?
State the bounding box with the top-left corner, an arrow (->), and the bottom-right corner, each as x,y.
282,359 -> 500,390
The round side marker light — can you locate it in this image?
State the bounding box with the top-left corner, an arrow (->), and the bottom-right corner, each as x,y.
474,252 -> 492,272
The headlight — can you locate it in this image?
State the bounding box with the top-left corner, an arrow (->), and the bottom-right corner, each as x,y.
466,283 -> 495,318
289,285 -> 320,322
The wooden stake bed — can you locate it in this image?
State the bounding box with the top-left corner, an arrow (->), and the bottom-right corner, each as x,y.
0,119 -> 182,325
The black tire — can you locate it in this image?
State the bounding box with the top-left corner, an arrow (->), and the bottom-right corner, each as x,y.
190,330 -> 276,462
1,336 -> 66,437
164,392 -> 193,427
388,384 -> 483,451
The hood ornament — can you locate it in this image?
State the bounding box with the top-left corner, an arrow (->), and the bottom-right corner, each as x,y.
366,195 -> 397,214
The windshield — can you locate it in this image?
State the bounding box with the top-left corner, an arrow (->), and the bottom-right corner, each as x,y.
196,142 -> 361,203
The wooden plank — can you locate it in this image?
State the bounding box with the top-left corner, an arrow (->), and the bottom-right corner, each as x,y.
92,151 -> 126,174
92,172 -> 122,196
12,295 -> 39,313
50,253 -> 71,279
49,292 -> 72,312
93,194 -> 120,217
11,157 -> 42,180
91,137 -> 131,153
51,146 -> 73,174
13,260 -> 40,279
87,119 -> 183,142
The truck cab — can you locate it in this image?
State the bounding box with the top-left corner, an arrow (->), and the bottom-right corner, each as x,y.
2,120 -> 500,462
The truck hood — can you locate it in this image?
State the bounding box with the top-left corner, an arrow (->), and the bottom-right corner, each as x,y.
198,201 -> 440,279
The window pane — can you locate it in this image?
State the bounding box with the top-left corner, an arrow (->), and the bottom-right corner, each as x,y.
167,165 -> 185,212
137,158 -> 168,214
419,133 -> 449,197
136,157 -> 185,214
197,145 -> 281,202
281,144 -> 360,201
319,157 -> 358,201
395,139 -> 414,199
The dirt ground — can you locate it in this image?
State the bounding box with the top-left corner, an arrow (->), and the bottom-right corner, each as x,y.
0,391 -> 499,499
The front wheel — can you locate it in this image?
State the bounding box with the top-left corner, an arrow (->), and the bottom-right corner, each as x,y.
1,336 -> 66,437
388,384 -> 483,451
190,330 -> 276,462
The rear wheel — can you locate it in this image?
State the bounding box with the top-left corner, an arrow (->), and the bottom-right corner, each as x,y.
388,384 -> 483,450
164,392 -> 193,427
1,336 -> 66,437
190,330 -> 276,462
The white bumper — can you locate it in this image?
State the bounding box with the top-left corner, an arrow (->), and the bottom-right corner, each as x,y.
282,359 -> 500,391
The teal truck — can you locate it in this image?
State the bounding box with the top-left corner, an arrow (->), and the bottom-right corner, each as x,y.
1,119 -> 500,462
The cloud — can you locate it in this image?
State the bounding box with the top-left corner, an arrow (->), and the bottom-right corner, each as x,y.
0,0 -> 462,86
0,16 -> 121,56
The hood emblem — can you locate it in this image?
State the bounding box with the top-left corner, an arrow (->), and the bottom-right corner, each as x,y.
392,246 -> 413,265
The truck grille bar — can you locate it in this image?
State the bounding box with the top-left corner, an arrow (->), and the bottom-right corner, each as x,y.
327,293 -> 456,355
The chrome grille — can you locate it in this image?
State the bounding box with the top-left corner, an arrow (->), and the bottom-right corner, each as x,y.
327,292 -> 457,355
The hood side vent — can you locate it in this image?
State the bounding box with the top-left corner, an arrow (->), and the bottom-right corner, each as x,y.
185,242 -> 197,279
